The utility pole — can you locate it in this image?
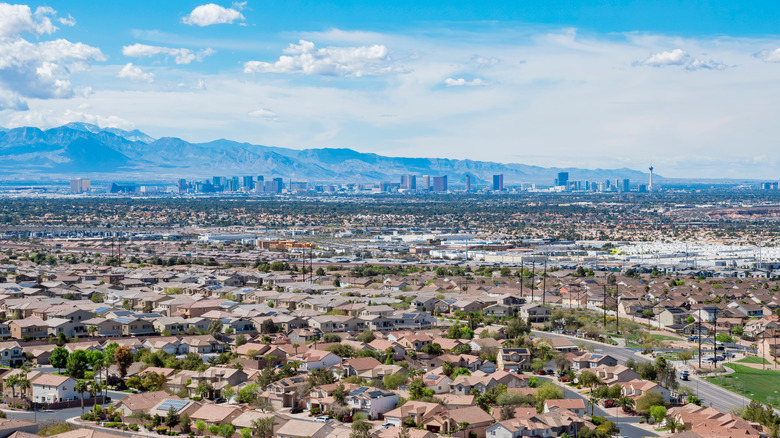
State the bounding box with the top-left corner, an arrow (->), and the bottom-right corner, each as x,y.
615,283 -> 619,335
543,261 -> 547,305
531,261 -> 535,303
520,261 -> 524,298
603,285 -> 607,327
698,308 -> 702,371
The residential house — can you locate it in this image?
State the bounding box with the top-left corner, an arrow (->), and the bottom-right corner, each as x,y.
266,376 -> 307,408
543,399 -> 586,417
275,419 -> 333,438
344,386 -> 399,420
31,374 -> 80,403
519,303 -> 551,323
384,401 -> 447,427
497,348 -> 531,372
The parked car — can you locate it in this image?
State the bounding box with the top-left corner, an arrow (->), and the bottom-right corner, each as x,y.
315,416 -> 331,423
560,377 -> 572,383
342,415 -> 353,423
681,370 -> 690,381
604,399 -> 616,408
290,407 -> 303,414
537,370 -> 546,375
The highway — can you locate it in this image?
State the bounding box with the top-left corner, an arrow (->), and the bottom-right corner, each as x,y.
533,330 -> 751,415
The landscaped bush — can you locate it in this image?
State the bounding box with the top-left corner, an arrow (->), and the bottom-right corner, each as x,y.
81,413 -> 96,421
156,427 -> 168,434
128,424 -> 140,431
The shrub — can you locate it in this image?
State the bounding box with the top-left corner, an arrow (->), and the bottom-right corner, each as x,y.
156,427 -> 168,434
129,424 -> 140,431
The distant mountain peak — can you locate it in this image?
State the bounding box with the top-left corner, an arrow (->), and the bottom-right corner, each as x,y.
60,122 -> 155,144
0,123 -> 657,184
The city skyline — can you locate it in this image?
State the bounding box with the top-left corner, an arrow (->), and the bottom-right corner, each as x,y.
2,2 -> 780,178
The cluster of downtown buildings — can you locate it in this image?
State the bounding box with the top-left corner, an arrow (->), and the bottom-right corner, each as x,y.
70,172 -> 649,195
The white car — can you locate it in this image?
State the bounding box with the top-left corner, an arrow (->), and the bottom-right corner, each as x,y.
315,416 -> 331,423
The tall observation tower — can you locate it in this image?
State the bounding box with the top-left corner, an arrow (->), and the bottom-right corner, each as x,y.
649,165 -> 654,191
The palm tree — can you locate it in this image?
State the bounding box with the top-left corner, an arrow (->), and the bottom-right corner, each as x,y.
289,360 -> 302,373
666,416 -> 684,433
6,375 -> 18,401
588,395 -> 601,416
618,396 -> 635,412
18,378 -> 30,409
75,381 -> 89,415
293,343 -> 300,355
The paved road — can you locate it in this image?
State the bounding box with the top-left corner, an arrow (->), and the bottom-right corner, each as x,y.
546,377 -> 655,438
3,390 -> 128,423
533,330 -> 750,415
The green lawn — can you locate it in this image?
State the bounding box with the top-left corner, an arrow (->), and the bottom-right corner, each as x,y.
737,356 -> 771,365
706,364 -> 780,406
650,334 -> 683,341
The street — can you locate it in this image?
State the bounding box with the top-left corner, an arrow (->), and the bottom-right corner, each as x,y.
533,330 -> 750,415
3,390 -> 129,423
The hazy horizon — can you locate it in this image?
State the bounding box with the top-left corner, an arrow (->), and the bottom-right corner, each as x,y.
2,1 -> 780,179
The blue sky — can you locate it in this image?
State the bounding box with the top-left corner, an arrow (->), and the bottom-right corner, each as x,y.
2,1 -> 780,178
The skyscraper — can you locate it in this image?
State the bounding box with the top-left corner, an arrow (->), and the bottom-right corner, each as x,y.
242,176 -> 255,190
400,174 -> 417,190
421,175 -> 431,191
432,176 -> 448,192
555,172 -> 569,187
465,175 -> 471,191
493,174 -> 504,191
70,178 -> 90,194
622,179 -> 630,193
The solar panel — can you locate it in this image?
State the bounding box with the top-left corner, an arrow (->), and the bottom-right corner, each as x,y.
158,399 -> 189,412
425,375 -> 438,380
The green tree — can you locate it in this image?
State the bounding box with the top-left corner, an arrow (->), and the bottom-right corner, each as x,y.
356,330 -> 375,343
50,346 -> 69,372
636,390 -> 667,419
250,417 -> 274,438
534,381 -> 564,412
220,423 -> 235,438
179,414 -> 192,434
442,361 -> 454,378
208,320 -> 224,338
350,419 -> 372,438
66,350 -> 88,379
165,406 -> 180,431
195,419 -> 207,433
650,405 -> 667,424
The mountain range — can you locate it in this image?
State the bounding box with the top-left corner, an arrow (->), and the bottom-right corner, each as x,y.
0,123 -> 657,185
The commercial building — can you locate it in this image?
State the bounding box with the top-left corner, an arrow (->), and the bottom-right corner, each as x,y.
70,178 -> 90,194
432,176 -> 448,192
555,172 -> 568,187
400,175 -> 417,190
493,174 -> 504,191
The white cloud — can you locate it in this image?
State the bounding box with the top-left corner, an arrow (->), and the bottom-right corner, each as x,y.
0,88 -> 27,110
58,14 -> 76,26
243,40 -> 392,77
117,63 -> 154,82
0,3 -> 60,38
471,55 -> 501,67
444,77 -> 488,87
248,108 -> 278,120
686,58 -> 728,71
754,48 -> 780,62
635,49 -> 728,71
122,43 -> 215,64
182,3 -> 244,26
0,38 -> 105,99
637,49 -> 689,67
